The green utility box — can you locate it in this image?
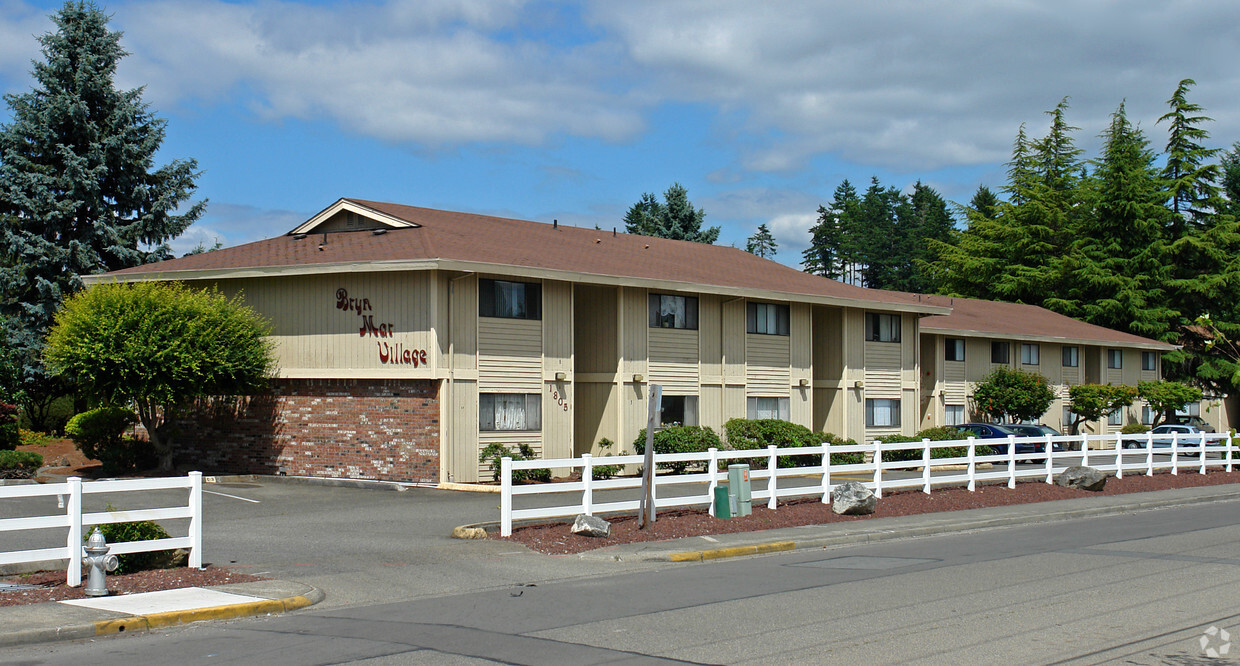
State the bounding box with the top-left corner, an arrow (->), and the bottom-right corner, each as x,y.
728,464 -> 752,516
714,484 -> 732,519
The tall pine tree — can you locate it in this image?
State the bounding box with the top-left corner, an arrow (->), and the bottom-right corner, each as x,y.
0,1 -> 203,426
1158,78 -> 1221,233
622,183 -> 719,243
744,223 -> 777,258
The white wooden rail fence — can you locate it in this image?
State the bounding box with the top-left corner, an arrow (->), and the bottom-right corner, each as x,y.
0,472 -> 203,586
500,432 -> 1236,537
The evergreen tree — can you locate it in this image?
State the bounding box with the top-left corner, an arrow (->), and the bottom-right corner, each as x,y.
0,1 -> 203,425
1158,78 -> 1221,231
1046,102 -> 1175,338
853,177 -> 904,290
904,181 -> 955,293
802,180 -> 859,281
622,183 -> 718,243
744,223 -> 777,258
969,185 -> 1000,220
1220,142 -> 1240,218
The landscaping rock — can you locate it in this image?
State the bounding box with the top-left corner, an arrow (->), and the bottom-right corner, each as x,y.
1056,466 -> 1108,492
451,525 -> 488,539
571,514 -> 611,538
831,481 -> 877,515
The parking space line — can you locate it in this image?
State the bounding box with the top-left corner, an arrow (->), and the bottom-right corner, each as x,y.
203,490 -> 261,503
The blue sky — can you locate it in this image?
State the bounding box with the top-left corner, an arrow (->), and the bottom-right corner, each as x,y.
2,1 -> 1238,265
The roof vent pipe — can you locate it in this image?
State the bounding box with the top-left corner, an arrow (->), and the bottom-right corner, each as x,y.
553,219 -> 558,230
613,227 -> 617,237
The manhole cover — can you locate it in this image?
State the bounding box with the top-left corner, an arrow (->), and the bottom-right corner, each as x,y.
0,582 -> 45,592
790,556 -> 939,570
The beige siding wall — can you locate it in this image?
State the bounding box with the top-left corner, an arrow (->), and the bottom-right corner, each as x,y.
478,319 -> 542,392
746,334 -> 790,395
443,272 -> 478,483
649,328 -> 700,394
790,303 -> 813,426
216,272 -> 436,377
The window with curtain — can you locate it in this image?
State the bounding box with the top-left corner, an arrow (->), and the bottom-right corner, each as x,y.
1021,343 -> 1040,365
1107,349 -> 1123,369
945,405 -> 965,425
747,302 -> 790,336
991,341 -> 1010,363
747,397 -> 790,421
865,398 -> 900,427
1107,409 -> 1122,426
479,394 -> 541,431
648,293 -> 699,330
479,279 -> 541,319
1062,346 -> 1079,367
1142,352 -> 1156,371
864,313 -> 901,342
945,338 -> 965,361
658,395 -> 698,427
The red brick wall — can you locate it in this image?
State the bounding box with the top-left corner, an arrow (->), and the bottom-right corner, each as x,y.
172,378 -> 441,483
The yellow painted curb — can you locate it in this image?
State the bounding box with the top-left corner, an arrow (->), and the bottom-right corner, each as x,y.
668,540 -> 796,562
93,594 -> 316,636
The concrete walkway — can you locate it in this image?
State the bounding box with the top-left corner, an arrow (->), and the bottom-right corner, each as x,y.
3,479 -> 1240,650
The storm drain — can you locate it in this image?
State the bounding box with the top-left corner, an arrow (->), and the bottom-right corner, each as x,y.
789,556 -> 939,570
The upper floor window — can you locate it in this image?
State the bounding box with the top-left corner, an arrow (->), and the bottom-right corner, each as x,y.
1020,343 -> 1040,365
1107,349 -> 1123,369
1142,351 -> 1157,371
747,302 -> 790,336
479,279 -> 541,320
479,394 -> 541,431
991,341 -> 1010,364
865,313 -> 901,343
945,338 -> 965,362
1063,346 -> 1079,367
649,293 -> 699,330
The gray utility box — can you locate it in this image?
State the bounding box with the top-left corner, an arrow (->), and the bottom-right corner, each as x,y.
727,464 -> 753,517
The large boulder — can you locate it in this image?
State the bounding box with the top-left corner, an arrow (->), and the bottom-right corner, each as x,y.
571,514 -> 611,538
831,481 -> 877,515
1056,466 -> 1108,492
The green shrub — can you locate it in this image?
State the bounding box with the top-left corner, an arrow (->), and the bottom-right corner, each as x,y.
91,511 -> 177,574
0,403 -> 19,451
590,438 -> 624,480
479,442 -> 552,483
1121,423 -> 1150,434
19,428 -> 52,447
874,428 -> 992,462
66,407 -> 154,474
723,418 -> 830,468
632,425 -> 721,473
0,450 -> 43,478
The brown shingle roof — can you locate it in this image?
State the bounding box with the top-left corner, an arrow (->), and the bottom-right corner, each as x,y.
919,295 -> 1174,349
102,198 -> 946,312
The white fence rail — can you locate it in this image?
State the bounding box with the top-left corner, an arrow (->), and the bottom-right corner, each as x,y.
499,432 -> 1236,537
0,472 -> 203,586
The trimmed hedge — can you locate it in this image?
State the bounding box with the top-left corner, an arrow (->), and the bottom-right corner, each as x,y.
479,442 -> 551,483
632,426 -> 721,473
65,407 -> 155,474
876,427 -> 994,461
0,450 -> 43,479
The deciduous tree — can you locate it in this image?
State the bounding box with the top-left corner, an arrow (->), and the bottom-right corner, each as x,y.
44,282 -> 274,471
971,367 -> 1055,423
1065,384 -> 1138,435
1137,380 -> 1203,428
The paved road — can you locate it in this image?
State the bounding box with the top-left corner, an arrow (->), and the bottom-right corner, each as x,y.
5,497 -> 1240,664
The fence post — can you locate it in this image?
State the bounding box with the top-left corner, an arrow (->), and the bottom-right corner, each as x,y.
1080,433 -> 1089,467
872,440 -> 883,499
967,437 -> 976,492
66,477 -> 82,587
582,454 -> 593,516
1113,434 -> 1123,479
501,457 -> 513,537
767,445 -> 778,510
1006,435 -> 1016,489
1199,433 -> 1208,475
1227,431 -> 1234,473
821,444 -> 832,504
1171,433 -> 1179,475
1146,431 -> 1154,476
922,438 -> 932,494
1044,435 -> 1054,484
189,471 -> 203,569
708,447 -> 719,516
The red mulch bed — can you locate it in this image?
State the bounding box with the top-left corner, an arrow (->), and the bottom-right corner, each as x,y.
501,468 -> 1240,554
0,566 -> 265,607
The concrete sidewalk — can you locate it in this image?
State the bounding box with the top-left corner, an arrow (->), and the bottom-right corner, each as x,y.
0,579 -> 322,649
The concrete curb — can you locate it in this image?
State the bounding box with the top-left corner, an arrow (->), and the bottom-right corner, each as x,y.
0,583 -> 324,649
639,486 -> 1240,563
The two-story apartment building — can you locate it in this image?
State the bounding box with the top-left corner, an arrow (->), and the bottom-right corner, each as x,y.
92,198 -> 1196,483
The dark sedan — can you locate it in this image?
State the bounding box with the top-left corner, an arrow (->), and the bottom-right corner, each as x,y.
955,422 -> 1050,455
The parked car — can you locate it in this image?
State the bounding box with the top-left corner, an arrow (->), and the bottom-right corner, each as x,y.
1170,415 -> 1214,432
954,422 -> 1048,455
1002,423 -> 1064,452
1124,424 -> 1209,454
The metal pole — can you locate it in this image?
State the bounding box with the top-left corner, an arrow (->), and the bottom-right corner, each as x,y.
639,384 -> 661,529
